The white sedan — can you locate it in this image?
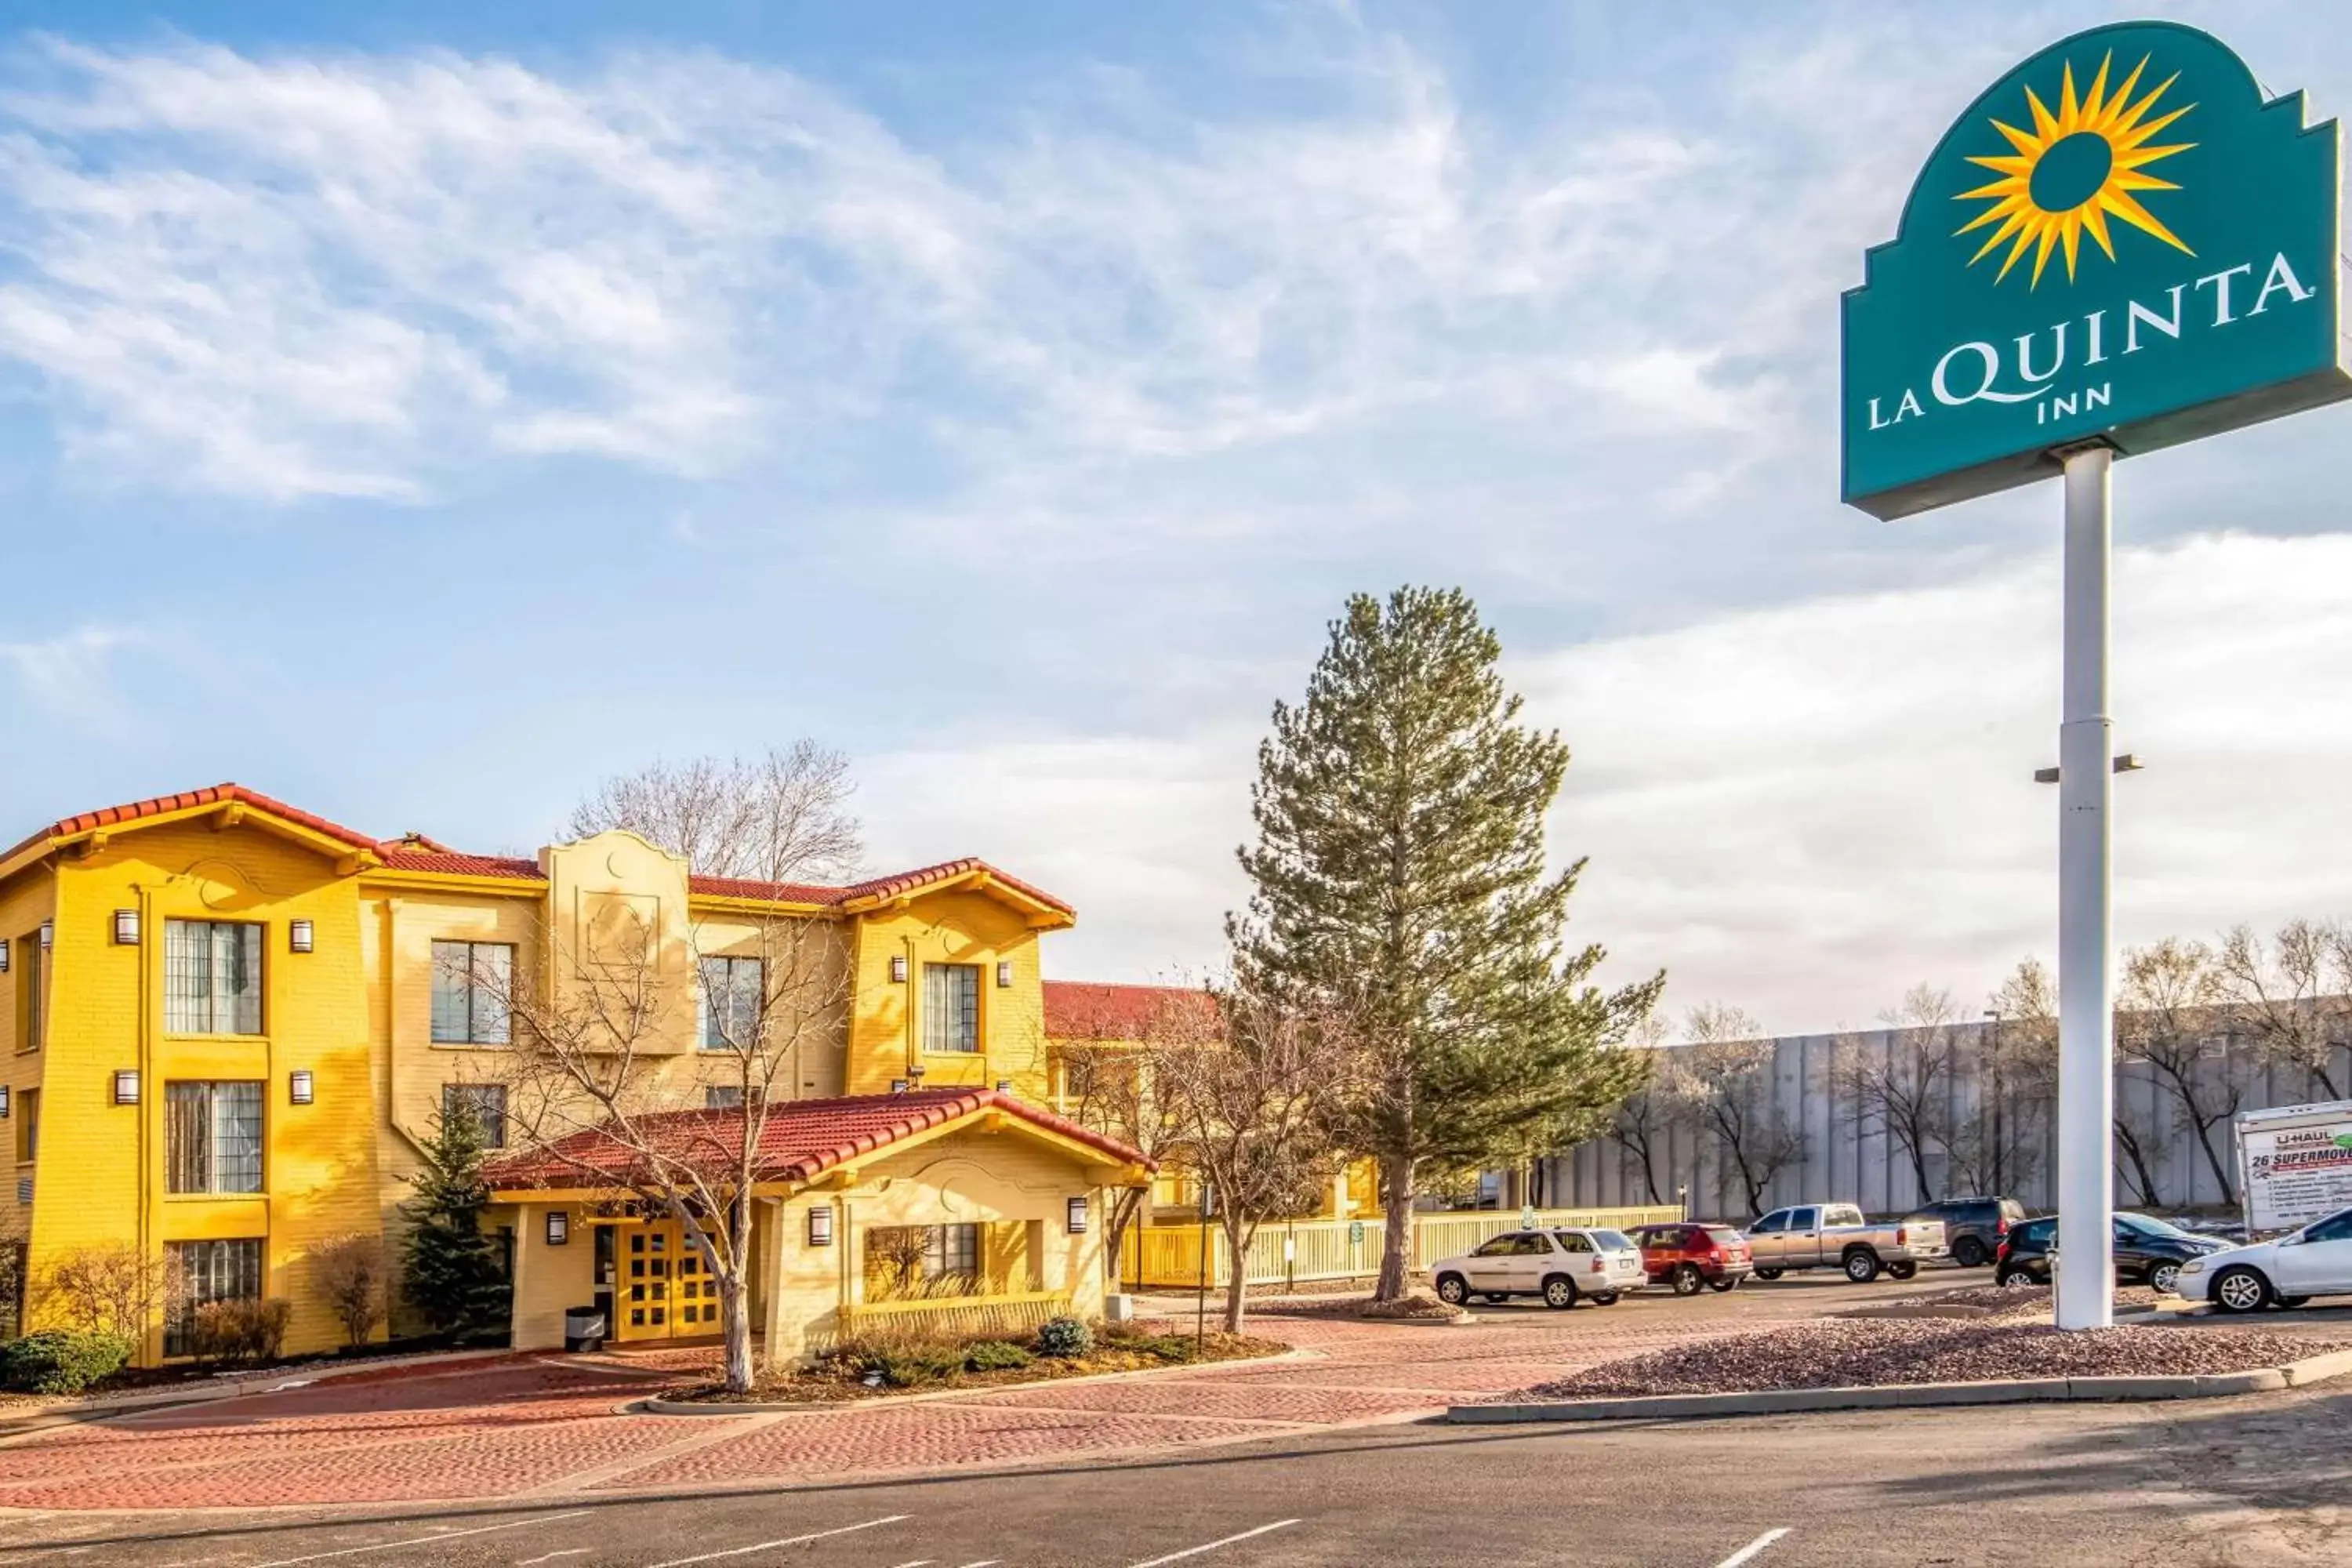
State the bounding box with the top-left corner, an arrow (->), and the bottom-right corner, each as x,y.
2171,1205 -> 2352,1312
1430,1227 -> 1647,1309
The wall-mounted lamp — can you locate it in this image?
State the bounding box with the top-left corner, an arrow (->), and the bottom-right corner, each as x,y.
807,1205 -> 834,1247
112,1069 -> 140,1105
995,1079 -> 1012,1094
0,936 -> 10,973
908,1063 -> 927,1083
289,1069 -> 314,1105
0,1086 -> 11,1118
996,960 -> 1014,988
890,1078 -> 909,1094
111,909 -> 140,946
1066,1195 -> 1089,1235
545,1211 -> 570,1247
289,919 -> 315,954
889,954 -> 908,983
38,921 -> 53,950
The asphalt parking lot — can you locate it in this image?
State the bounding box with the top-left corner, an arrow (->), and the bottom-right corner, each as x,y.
3,1374 -> 2348,1567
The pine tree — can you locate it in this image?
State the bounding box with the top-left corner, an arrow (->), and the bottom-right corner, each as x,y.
401,1105 -> 510,1338
1232,586 -> 1664,1301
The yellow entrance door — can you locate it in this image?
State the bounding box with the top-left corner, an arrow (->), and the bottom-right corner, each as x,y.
616,1221 -> 720,1341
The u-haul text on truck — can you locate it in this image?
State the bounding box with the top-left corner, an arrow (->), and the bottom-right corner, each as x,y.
2238,1101 -> 2352,1233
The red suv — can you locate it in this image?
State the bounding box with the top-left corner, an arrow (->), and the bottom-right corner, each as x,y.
1633,1223 -> 1755,1294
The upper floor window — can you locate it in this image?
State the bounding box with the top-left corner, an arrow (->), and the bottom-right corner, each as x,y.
431,942 -> 512,1045
13,932 -> 42,1052
923,964 -> 980,1054
165,921 -> 263,1035
165,1081 -> 265,1194
442,1082 -> 509,1149
699,956 -> 764,1051
703,1084 -> 745,1111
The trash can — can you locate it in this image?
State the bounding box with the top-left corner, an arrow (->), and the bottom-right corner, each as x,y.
563,1306 -> 608,1353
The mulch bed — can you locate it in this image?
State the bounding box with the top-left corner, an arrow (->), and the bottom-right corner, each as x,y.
669,1330 -> 1287,1405
1260,1289 -> 1465,1324
1519,1314 -> 2352,1400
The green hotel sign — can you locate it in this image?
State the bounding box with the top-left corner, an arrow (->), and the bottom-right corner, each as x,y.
1843,21 -> 2350,519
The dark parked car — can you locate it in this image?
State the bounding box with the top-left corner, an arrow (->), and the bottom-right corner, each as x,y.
1910,1196 -> 2029,1269
1993,1211 -> 2230,1293
1632,1223 -> 1755,1294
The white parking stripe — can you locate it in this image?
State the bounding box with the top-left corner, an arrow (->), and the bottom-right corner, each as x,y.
249,1511 -> 591,1566
1125,1520 -> 1301,1568
643,1515 -> 910,1568
1715,1527 -> 1792,1568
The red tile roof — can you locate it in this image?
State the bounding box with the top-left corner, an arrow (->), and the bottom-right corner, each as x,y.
482,1087 -> 1151,1192
1043,979 -> 1215,1041
2,786 -> 1073,917
0,782 -> 378,867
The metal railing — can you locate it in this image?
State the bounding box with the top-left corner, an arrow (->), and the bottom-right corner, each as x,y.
1120,1207 -> 1682,1290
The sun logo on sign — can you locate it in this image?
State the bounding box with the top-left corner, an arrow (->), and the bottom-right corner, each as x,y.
1953,52 -> 2196,288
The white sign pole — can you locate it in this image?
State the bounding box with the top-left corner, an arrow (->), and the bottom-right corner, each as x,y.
2055,442 -> 2117,1330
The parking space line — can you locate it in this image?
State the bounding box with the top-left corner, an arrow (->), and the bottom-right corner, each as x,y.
643,1515 -> 910,1568
1125,1519 -> 1300,1567
249,1511 -> 591,1566
1715,1527 -> 1791,1567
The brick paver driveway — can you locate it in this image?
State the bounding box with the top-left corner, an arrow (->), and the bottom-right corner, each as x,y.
0,1276 -> 1947,1511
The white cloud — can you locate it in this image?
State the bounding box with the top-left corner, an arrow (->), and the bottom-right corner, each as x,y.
872,533 -> 2352,1035
1,623 -> 139,728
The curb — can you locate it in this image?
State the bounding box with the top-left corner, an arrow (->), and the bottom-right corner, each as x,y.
634,1346 -> 1319,1415
1445,1346 -> 2352,1424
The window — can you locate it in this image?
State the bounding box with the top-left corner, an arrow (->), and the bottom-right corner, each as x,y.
1751,1210 -> 1788,1234
924,1222 -> 980,1279
699,956 -> 764,1051
165,1238 -> 263,1356
2302,1210 -> 2352,1244
1554,1232 -> 1594,1254
703,1085 -> 745,1111
1824,1206 -> 1863,1228
165,1082 -> 264,1194
442,1083 -> 508,1149
13,934 -> 42,1052
1472,1233 -> 1521,1258
13,1088 -> 36,1164
1791,1207 -> 1822,1231
164,921 -> 263,1035
1592,1230 -> 1634,1252
430,942 -> 512,1045
921,964 -> 981,1053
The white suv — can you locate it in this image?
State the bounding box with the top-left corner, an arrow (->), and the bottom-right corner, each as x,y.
1430,1228 -> 1647,1309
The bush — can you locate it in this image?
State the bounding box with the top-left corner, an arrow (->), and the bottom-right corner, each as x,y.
191,1298 -> 295,1365
310,1234 -> 391,1348
1122,1333 -> 1197,1363
872,1344 -> 964,1388
964,1339 -> 1034,1372
1,1330 -> 133,1394
1035,1315 -> 1094,1359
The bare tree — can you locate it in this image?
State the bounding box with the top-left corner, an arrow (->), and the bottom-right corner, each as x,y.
1605,1015 -> 1677,1205
2113,1101 -> 2172,1207
44,1243 -> 168,1340
484,898 -> 850,1394
1835,985 -> 1965,1205
2215,920 -> 2352,1101
1148,979 -> 1362,1333
1058,992 -> 1210,1282
1667,1004 -> 1802,1218
310,1234 -> 393,1348
2118,938 -> 2244,1204
568,742 -> 862,884
1991,955 -> 2158,1203
1952,961 -> 2059,1197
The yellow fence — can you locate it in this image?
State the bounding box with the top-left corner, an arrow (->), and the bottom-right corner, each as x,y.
1119,1207 -> 1682,1291
840,1290 -> 1073,1340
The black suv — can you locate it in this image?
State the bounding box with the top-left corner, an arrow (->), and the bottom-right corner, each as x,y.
1908,1196 -> 2028,1269
1994,1211 -> 2229,1293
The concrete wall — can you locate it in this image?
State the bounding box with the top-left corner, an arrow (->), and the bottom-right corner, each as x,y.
1544,1020 -> 2352,1221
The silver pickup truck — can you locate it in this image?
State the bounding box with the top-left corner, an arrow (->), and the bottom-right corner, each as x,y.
1744,1203 -> 1948,1283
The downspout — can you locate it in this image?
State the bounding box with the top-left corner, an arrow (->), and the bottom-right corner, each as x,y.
902,933 -> 919,1082
136,881 -> 156,1357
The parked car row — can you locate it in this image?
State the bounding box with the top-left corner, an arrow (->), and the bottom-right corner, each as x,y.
1428,1196 -> 2352,1316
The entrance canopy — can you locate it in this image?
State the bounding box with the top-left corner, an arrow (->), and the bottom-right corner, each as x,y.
483,1087 -> 1155,1200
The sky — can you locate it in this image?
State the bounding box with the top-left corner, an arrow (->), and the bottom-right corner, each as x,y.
2,0 -> 2348,1036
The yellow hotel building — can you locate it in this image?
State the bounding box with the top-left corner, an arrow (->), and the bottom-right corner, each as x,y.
0,782 -> 1162,1365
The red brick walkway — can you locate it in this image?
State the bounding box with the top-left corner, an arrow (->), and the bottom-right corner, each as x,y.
0,1282 -> 1897,1511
